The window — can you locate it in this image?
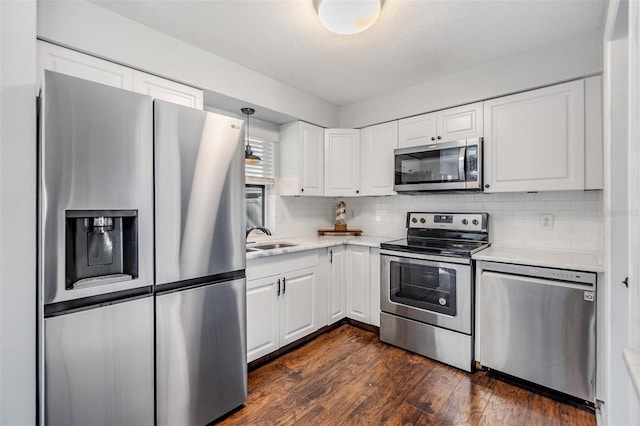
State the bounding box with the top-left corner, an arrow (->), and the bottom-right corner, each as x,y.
246,185 -> 265,228
245,136 -> 275,228
245,136 -> 275,185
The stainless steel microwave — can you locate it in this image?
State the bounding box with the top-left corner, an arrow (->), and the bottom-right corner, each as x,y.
393,138 -> 482,192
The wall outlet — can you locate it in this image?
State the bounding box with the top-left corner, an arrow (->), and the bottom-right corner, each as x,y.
539,213 -> 554,230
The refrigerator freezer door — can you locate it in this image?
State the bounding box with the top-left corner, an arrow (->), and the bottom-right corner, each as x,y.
44,296 -> 154,426
40,71 -> 154,304
480,270 -> 596,402
156,277 -> 248,425
154,101 -> 245,285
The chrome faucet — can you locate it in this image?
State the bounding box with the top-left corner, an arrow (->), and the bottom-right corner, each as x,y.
246,226 -> 272,239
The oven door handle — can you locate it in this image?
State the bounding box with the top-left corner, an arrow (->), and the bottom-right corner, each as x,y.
380,249 -> 471,265
458,146 -> 466,181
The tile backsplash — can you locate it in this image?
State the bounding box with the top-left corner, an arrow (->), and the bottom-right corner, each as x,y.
270,190 -> 604,253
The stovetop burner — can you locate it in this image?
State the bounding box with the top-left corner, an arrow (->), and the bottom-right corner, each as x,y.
381,212 -> 490,258
381,237 -> 489,257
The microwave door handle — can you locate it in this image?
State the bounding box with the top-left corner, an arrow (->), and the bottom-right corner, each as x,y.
458,146 -> 466,180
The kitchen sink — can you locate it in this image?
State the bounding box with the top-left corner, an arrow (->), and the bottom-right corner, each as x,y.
251,243 -> 297,250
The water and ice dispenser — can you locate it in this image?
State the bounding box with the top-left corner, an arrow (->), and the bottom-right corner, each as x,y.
65,210 -> 138,289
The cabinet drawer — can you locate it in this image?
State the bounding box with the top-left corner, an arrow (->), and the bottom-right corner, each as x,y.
247,250 -> 319,281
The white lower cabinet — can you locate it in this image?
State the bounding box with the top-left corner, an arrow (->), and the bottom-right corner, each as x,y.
369,248 -> 381,327
328,244 -> 380,327
346,246 -> 370,323
326,245 -> 346,324
279,267 -> 318,346
247,244 -> 382,362
246,251 -> 320,362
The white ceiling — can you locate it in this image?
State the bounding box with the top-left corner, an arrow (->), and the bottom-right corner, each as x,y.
91,0 -> 606,107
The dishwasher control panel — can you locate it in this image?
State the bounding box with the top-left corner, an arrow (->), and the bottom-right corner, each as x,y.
482,262 -> 596,286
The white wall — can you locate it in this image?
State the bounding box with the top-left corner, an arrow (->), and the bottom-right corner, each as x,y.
0,1 -> 37,424
272,191 -> 604,253
602,0 -> 640,423
339,30 -> 604,128
37,0 -> 339,128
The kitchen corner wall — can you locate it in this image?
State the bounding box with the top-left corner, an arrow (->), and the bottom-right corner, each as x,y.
272,191 -> 604,253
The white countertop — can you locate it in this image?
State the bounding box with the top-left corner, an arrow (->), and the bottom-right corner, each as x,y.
246,234 -> 400,260
472,245 -> 604,272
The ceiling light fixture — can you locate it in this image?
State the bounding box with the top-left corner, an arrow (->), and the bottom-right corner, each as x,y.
241,107 -> 261,165
315,0 -> 382,35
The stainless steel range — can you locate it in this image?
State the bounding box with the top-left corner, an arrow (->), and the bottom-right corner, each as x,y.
379,212 -> 489,372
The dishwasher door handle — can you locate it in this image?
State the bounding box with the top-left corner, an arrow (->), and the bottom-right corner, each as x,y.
481,271 -> 595,292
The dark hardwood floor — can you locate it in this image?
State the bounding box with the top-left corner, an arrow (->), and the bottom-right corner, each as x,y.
219,325 -> 596,425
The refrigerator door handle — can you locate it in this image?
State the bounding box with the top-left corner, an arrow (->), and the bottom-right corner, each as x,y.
283,277 -> 286,295
277,278 -> 281,297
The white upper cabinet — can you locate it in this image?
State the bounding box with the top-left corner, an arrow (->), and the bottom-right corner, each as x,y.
398,113 -> 436,148
436,102 -> 484,142
133,72 -> 203,109
38,41 -> 134,90
584,76 -> 604,190
324,129 -> 361,197
398,102 -> 483,148
37,41 -> 203,109
360,122 -> 398,196
279,121 -> 325,196
483,80 -> 586,192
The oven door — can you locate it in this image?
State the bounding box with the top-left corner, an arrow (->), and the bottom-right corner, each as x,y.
380,250 -> 472,334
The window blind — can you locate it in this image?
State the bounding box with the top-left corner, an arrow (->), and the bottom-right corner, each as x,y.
245,136 -> 275,185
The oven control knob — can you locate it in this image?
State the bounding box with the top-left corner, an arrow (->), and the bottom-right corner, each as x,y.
438,298 -> 447,306
462,219 -> 468,225
419,218 -> 426,224
411,218 -> 418,223
472,219 -> 479,225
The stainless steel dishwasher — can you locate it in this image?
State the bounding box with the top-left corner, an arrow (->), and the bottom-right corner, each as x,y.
479,262 -> 596,403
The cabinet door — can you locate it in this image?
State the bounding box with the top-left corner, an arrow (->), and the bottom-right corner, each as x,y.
280,267 -> 318,346
327,246 -> 346,323
246,276 -> 280,362
299,122 -> 325,195
369,248 -> 381,327
37,40 -> 134,90
398,113 -> 437,148
360,122 -> 397,196
346,246 -> 370,323
324,129 -> 361,196
133,71 -> 203,109
483,80 -> 585,192
436,102 -> 483,141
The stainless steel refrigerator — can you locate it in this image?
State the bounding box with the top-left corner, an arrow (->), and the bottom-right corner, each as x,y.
153,100 -> 247,425
39,72 -> 248,426
38,71 -> 155,425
